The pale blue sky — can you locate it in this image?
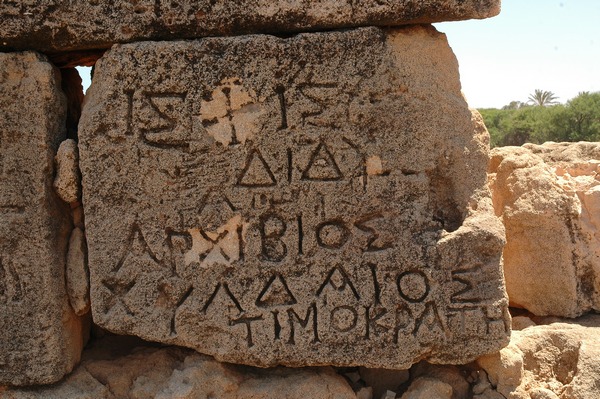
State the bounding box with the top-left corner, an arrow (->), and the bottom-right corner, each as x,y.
435,0 -> 600,108
78,0 -> 600,109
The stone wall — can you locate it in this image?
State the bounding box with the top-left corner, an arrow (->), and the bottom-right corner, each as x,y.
2,1 -> 600,398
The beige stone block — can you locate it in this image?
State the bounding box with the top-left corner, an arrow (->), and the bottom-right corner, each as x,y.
489,142 -> 600,317
477,314 -> 600,399
0,52 -> 86,385
79,26 -> 509,369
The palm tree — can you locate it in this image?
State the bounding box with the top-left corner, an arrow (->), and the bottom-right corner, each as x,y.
528,89 -> 559,106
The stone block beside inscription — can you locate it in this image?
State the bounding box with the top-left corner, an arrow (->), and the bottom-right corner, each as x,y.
0,52 -> 86,385
0,0 -> 501,53
79,26 -> 510,369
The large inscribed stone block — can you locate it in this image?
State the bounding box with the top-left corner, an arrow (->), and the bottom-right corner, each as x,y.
0,52 -> 85,385
79,26 -> 510,369
0,0 -> 501,53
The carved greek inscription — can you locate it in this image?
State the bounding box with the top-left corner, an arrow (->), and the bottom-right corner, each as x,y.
139,91 -> 191,148
276,86 -> 288,130
287,303 -> 320,344
314,217 -> 393,253
368,263 -> 382,305
330,305 -> 358,333
397,270 -> 430,303
259,213 -> 287,262
237,149 -> 277,188
297,82 -> 339,127
354,214 -> 393,252
317,266 -> 360,300
450,265 -> 483,304
297,214 -> 304,255
316,219 -> 350,250
301,141 -> 343,181
231,314 -> 264,348
169,285 -> 194,336
446,303 -> 510,337
103,220 -> 501,348
231,135 -> 384,189
166,230 -> 194,275
0,255 -> 23,303
113,224 -> 162,274
393,301 -> 449,343
287,148 -> 293,183
364,305 -> 389,339
484,303 -> 511,335
197,191 -> 238,226
412,301 -> 448,338
272,310 -> 282,340
202,282 -> 244,314
256,274 -> 297,308
101,276 -> 136,316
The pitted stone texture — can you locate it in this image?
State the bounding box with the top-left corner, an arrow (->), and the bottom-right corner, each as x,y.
0,1 -> 500,53
54,139 -> 81,203
0,52 -> 86,385
489,142 -> 600,317
79,26 -> 509,369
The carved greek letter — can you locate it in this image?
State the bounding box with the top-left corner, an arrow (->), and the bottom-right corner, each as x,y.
260,213 -> 287,262
287,303 -> 320,344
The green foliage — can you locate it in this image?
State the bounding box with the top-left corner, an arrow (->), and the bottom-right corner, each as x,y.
480,92 -> 600,148
527,89 -> 559,107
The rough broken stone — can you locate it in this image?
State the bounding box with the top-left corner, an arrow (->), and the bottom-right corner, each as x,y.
489,142 -> 600,317
477,342 -> 525,398
359,367 -> 409,399
511,316 -> 536,331
0,1 -> 500,54
66,227 -> 91,316
79,26 -> 509,369
1,336 -> 356,399
400,377 -> 453,399
382,391 -> 398,399
54,139 -> 81,203
412,362 -> 469,399
530,388 -> 560,399
356,387 -> 374,399
0,52 -> 86,385
477,314 -> 600,399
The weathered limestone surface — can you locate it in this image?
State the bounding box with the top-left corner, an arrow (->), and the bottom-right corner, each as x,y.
54,139 -> 81,204
0,0 -> 501,53
79,26 -> 509,369
489,142 -> 600,317
477,314 -> 600,399
0,337 -> 356,399
66,227 -> 90,317
0,52 -> 86,385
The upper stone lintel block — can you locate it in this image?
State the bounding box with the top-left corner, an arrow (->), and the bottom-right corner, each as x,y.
0,0 -> 501,53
